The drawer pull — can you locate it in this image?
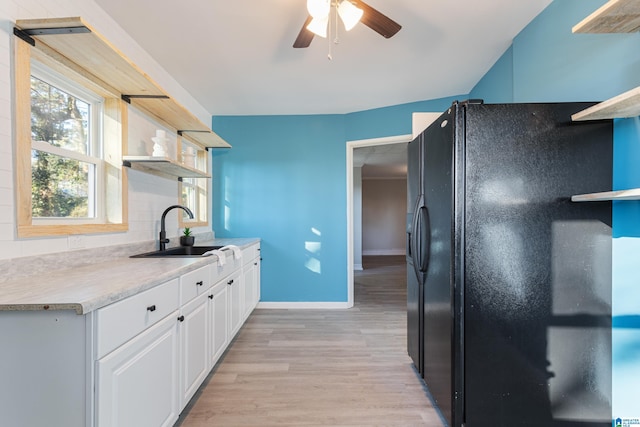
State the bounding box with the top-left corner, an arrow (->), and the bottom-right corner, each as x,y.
208,294 -> 214,299
177,315 -> 185,322
227,279 -> 234,285
147,305 -> 157,312
196,281 -> 204,287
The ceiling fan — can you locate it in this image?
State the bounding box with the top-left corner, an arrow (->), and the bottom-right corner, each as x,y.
293,0 -> 402,48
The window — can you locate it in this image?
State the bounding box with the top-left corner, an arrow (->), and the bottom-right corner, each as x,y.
30,64 -> 104,223
179,142 -> 209,227
14,36 -> 127,237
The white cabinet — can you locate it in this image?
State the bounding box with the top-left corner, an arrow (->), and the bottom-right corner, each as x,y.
242,257 -> 260,321
2,241 -> 260,427
208,281 -> 229,367
242,243 -> 261,322
96,312 -> 180,427
94,277 -> 181,427
95,278 -> 180,359
227,269 -> 244,339
178,292 -> 209,409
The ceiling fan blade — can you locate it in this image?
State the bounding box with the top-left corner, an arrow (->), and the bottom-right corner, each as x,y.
353,0 -> 402,38
293,15 -> 315,48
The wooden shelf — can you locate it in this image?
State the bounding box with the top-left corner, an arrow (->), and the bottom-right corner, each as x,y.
572,188 -> 640,202
123,156 -> 210,179
14,17 -> 230,149
571,85 -> 640,121
573,0 -> 640,33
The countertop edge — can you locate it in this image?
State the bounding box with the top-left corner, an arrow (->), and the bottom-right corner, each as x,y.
0,238 -> 260,315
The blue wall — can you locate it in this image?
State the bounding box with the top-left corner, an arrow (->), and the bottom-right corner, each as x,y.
213,0 -> 640,416
211,115 -> 348,302
211,96 -> 460,304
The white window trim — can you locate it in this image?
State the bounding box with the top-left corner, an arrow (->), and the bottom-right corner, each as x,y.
30,61 -> 107,225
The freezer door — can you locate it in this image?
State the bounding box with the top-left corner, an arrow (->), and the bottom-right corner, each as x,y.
407,135 -> 423,373
421,109 -> 455,425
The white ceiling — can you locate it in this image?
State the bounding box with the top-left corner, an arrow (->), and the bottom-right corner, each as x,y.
95,0 -> 552,117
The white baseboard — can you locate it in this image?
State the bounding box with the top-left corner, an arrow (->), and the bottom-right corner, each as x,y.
362,249 -> 406,256
256,301 -> 353,309
354,263 -> 363,271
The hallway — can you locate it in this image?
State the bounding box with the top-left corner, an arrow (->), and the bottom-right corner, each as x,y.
177,256 -> 443,426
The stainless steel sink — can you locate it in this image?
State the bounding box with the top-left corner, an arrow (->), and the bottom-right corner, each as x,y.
131,245 -> 224,258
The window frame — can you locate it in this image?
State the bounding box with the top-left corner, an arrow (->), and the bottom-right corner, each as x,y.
30,61 -> 106,225
178,139 -> 210,228
14,36 -> 128,237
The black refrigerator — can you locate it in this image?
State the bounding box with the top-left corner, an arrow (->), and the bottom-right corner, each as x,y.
406,100 -> 613,427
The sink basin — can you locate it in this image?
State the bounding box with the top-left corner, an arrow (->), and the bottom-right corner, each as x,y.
131,245 -> 224,258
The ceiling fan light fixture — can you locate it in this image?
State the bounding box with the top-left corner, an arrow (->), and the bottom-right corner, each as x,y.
307,16 -> 329,38
307,0 -> 330,19
337,0 -> 363,31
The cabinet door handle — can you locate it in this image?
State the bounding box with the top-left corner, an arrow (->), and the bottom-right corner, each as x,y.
196,281 -> 203,287
147,305 -> 156,312
177,315 -> 185,322
227,279 -> 234,285
254,262 -> 258,266
208,294 -> 214,299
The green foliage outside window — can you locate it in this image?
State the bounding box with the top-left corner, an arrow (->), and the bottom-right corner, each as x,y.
30,75 -> 93,218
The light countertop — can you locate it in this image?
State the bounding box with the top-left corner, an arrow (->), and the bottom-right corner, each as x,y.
0,238 -> 259,315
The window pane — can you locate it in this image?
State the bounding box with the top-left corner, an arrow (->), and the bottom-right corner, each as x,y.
31,149 -> 93,218
31,76 -> 90,155
198,187 -> 207,222
182,182 -> 196,219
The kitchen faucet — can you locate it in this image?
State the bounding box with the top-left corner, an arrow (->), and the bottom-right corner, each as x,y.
159,205 -> 194,251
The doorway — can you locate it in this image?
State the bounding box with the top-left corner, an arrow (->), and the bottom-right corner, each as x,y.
345,134 -> 412,306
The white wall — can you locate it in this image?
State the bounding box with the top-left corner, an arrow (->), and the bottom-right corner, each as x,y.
0,0 -> 211,260
362,177 -> 407,256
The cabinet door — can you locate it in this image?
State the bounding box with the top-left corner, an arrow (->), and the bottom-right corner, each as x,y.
253,256 -> 262,302
227,270 -> 243,339
96,312 -> 179,427
208,281 -> 229,367
179,292 -> 209,410
242,258 -> 260,320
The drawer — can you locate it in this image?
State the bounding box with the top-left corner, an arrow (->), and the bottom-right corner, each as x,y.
180,265 -> 211,304
242,243 -> 260,265
211,250 -> 242,283
96,278 -> 180,359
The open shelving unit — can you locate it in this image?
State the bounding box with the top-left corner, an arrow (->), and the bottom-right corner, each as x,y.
572,0 -> 640,34
122,156 -> 211,179
571,86 -> 640,121
572,188 -> 640,202
571,0 -> 640,122
14,16 -> 228,179
569,0 -> 640,201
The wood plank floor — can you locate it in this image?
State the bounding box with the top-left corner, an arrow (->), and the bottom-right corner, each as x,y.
177,255 -> 444,426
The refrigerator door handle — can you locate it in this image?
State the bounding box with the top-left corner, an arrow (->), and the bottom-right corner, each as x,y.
410,196 -> 422,280
416,205 -> 431,273
410,195 -> 430,278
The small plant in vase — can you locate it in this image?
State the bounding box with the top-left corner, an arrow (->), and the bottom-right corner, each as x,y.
180,227 -> 195,247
